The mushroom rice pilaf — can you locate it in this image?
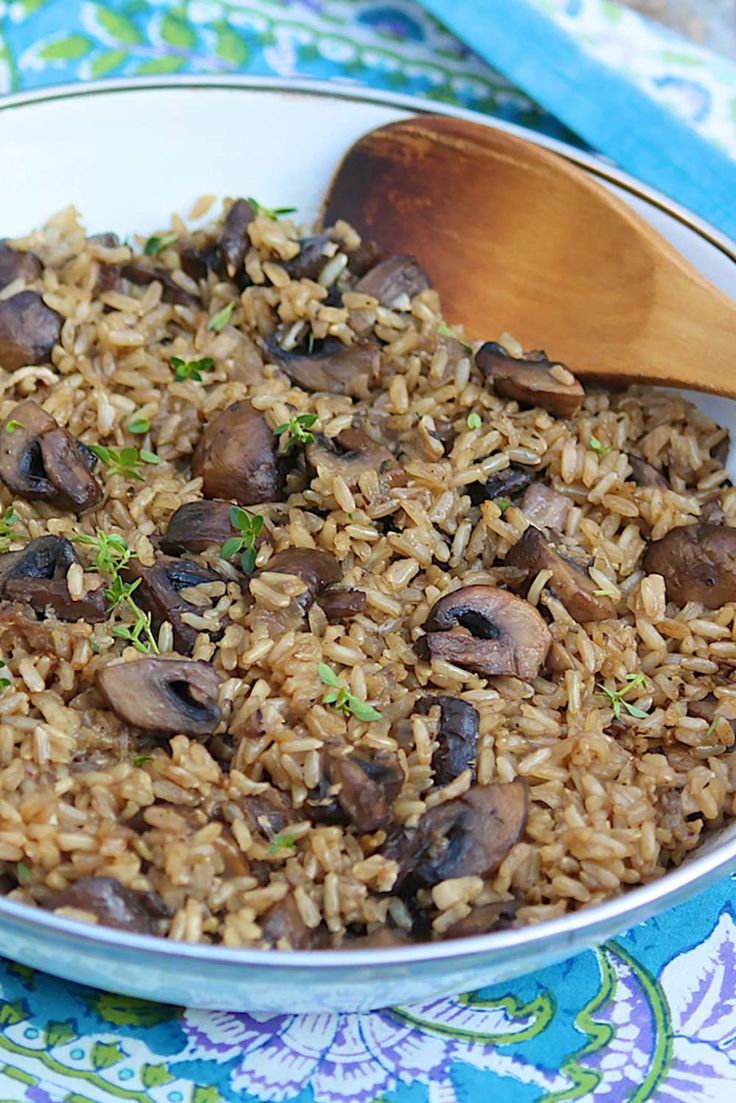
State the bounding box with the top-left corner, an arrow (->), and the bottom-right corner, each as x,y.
0,197 -> 734,949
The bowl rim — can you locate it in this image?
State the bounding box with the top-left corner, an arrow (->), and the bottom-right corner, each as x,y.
0,73 -> 734,973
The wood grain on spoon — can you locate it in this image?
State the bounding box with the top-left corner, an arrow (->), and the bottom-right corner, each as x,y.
323,116 -> 736,395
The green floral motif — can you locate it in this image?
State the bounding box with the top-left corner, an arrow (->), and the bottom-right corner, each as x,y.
393,989 -> 555,1044
86,991 -> 181,1028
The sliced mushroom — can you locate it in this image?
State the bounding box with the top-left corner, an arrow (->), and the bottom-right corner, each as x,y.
121,262 -> 200,310
476,342 -> 584,418
178,238 -> 221,282
346,239 -> 386,278
0,291 -> 62,372
643,523 -> 736,608
87,232 -> 121,249
218,198 -> 255,279
160,499 -> 240,554
266,335 -> 380,399
445,901 -> 518,939
0,535 -> 106,622
96,658 -> 222,737
259,893 -> 310,949
319,587 -> 366,622
519,483 -> 571,532
701,500 -> 726,526
331,750 -> 404,833
416,696 -> 479,786
0,242 -> 41,290
42,877 -> 170,934
627,454 -> 669,489
386,779 -> 528,887
306,427 -> 405,490
353,254 -> 430,306
338,928 -> 411,949
507,527 -> 613,622
0,401 -> 102,512
264,547 -> 341,610
123,556 -> 223,654
423,585 -> 551,681
469,463 -> 535,506
281,234 -> 332,281
243,787 -> 294,841
192,400 -> 285,506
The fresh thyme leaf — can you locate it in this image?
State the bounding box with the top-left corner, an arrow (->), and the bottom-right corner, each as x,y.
594,586 -> 617,597
170,355 -> 213,383
143,231 -> 177,256
706,717 -> 720,739
131,755 -> 152,768
247,197 -> 297,221
0,506 -> 21,552
88,444 -> 160,481
318,664 -> 381,721
495,497 -> 512,514
597,675 -> 650,722
0,677 -> 10,693
74,529 -> 158,654
219,507 -> 264,575
127,417 -> 150,435
4,419 -> 23,434
268,833 -> 296,853
318,663 -> 341,688
275,413 -> 317,453
589,435 -> 611,457
437,321 -> 473,351
466,413 -> 482,430
207,302 -> 234,332
16,862 -> 31,884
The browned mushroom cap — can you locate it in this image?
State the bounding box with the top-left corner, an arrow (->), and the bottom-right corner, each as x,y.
42,877 -> 170,934
0,291 -> 62,372
0,535 -> 106,622
353,254 -> 430,306
266,335 -> 380,400
445,901 -> 518,939
643,523 -> 736,608
218,198 -> 255,278
242,787 -> 294,840
306,427 -> 405,490
192,400 -> 285,506
96,658 -> 222,737
160,500 -> 240,554
121,262 -> 200,310
331,750 -> 404,833
424,585 -> 551,681
0,243 -> 41,290
386,779 -> 528,887
627,454 -> 669,489
469,463 -> 536,506
507,527 -> 613,623
280,234 -> 332,281
319,587 -> 366,622
259,893 -> 310,949
346,239 -> 386,278
476,342 -> 584,418
265,547 -> 341,609
123,556 -> 223,654
416,696 -> 479,786
337,928 -> 412,949
0,401 -> 102,512
519,483 -> 571,532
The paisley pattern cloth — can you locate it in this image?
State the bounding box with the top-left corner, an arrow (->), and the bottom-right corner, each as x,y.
0,1 -> 735,1100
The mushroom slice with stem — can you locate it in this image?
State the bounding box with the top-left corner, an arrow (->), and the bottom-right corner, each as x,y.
42,876 -> 170,935
416,695 -> 479,786
306,427 -> 405,490
266,335 -> 380,399
192,400 -> 285,506
353,254 -> 430,306
0,242 -> 42,289
0,291 -> 62,372
507,526 -> 613,622
386,778 -> 528,888
160,499 -> 242,555
469,462 -> 536,506
627,454 -> 669,490
423,584 -> 551,681
476,342 -> 584,418
263,547 -> 341,609
123,556 -> 224,654
218,198 -> 255,279
331,750 -> 404,833
1,535 -> 106,622
643,522 -> 736,608
0,400 -> 102,512
96,657 -> 222,738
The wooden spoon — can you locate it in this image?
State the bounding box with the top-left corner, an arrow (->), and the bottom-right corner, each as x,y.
323,116 -> 736,395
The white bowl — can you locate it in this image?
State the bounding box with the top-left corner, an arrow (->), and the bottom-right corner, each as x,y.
0,77 -> 734,1012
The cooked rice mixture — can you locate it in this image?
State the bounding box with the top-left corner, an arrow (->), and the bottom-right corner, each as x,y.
0,198 -> 734,950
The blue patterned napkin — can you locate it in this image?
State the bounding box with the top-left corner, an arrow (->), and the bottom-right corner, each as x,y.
1,3 -> 736,1101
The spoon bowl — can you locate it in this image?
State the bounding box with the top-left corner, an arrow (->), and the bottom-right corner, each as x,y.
323,115 -> 736,395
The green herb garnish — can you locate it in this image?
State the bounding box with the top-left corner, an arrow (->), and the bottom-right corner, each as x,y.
593,586 -> 617,598
220,506 -> 264,575
73,530 -> 159,654
131,755 -> 152,768
5,420 -> 24,434
143,231 -> 177,256
16,862 -> 31,884
495,497 -> 512,514
706,717 -> 721,740
88,444 -> 161,481
268,833 -> 296,854
597,673 -> 650,720
207,302 -> 234,332
0,506 -> 21,552
170,355 -> 213,383
318,663 -> 382,722
589,435 -> 611,457
275,413 -> 317,453
247,197 -> 296,221
127,417 -> 150,435
466,413 -> 482,430
0,659 -> 10,694
437,322 -> 473,351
